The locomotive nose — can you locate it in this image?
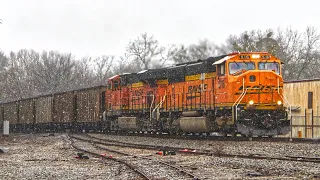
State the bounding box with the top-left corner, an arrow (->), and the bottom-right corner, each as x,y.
258,71 -> 279,87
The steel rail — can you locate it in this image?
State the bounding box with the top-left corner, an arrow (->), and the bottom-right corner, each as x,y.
68,134 -> 152,180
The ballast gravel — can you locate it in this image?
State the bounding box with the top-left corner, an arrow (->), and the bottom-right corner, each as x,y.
0,133 -> 319,180
92,133 -> 320,179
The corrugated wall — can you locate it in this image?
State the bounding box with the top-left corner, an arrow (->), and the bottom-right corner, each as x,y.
284,81 -> 320,116
284,80 -> 320,138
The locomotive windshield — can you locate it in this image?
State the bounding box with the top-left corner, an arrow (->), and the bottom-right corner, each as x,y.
229,62 -> 255,75
258,62 -> 280,74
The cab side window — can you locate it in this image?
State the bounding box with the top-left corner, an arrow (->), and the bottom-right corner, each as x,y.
108,82 -> 112,90
218,63 -> 225,76
113,81 -> 119,91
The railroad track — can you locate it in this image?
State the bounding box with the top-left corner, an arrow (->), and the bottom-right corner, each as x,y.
102,131 -> 320,144
69,134 -> 199,180
81,133 -> 320,164
68,134 -> 152,180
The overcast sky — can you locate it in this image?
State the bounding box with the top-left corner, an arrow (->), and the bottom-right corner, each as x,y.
0,0 -> 319,58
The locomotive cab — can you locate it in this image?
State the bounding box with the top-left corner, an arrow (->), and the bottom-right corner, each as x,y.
218,52 -> 290,136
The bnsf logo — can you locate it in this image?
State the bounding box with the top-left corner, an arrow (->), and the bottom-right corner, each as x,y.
132,90 -> 143,96
188,84 -> 208,93
236,85 -> 282,94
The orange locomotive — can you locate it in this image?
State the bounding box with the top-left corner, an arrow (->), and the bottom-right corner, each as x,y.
105,52 -> 290,136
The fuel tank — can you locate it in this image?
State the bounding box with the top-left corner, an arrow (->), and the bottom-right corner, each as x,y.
179,116 -> 210,132
117,117 -> 138,130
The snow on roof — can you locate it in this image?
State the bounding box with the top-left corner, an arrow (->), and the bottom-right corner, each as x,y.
186,62 -> 202,66
137,70 -> 148,74
212,55 -> 235,65
108,75 -> 120,80
167,64 -> 187,69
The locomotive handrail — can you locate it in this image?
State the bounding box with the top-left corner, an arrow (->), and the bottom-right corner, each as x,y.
232,87 -> 248,123
232,87 -> 261,123
233,77 -> 245,107
151,94 -> 166,121
149,95 -> 155,122
232,77 -> 246,124
233,87 -> 261,107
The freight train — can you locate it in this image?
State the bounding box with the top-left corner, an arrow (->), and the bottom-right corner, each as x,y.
0,52 -> 290,137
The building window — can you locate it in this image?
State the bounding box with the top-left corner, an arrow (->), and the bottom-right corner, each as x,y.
308,92 -> 313,109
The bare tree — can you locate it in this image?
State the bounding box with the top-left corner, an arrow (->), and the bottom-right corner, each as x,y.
0,50 -> 8,72
126,33 -> 164,70
295,27 -> 320,79
274,27 -> 303,80
92,55 -> 114,84
1,49 -> 40,99
72,56 -> 95,88
188,39 -> 221,60
0,49 -> 118,101
31,50 -> 76,93
227,30 -> 258,52
112,54 -> 138,75
153,44 -> 176,68
169,45 -> 191,64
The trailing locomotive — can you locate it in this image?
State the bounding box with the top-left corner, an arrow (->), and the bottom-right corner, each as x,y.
106,52 -> 291,136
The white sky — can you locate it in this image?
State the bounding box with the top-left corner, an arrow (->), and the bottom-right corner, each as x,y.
0,0 -> 319,58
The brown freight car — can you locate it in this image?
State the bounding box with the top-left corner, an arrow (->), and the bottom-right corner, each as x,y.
34,95 -> 53,132
75,86 -> 106,131
18,98 -> 35,132
0,85 -> 107,133
52,91 -> 75,130
3,101 -> 19,132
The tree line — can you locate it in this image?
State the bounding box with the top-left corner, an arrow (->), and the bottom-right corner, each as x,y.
0,26 -> 319,102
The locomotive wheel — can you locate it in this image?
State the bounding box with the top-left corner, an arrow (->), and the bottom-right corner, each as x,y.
231,131 -> 238,137
169,128 -> 183,136
240,133 -> 250,138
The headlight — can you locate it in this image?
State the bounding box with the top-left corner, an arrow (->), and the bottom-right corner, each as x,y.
249,100 -> 254,105
277,101 -> 282,105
